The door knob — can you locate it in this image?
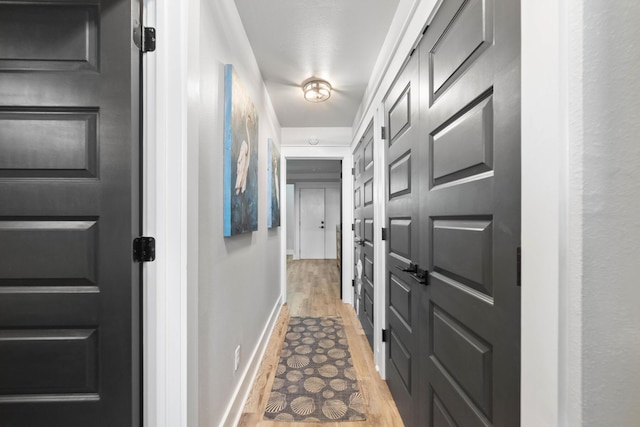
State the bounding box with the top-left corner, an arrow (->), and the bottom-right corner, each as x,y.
319,225 -> 325,229
354,239 -> 365,246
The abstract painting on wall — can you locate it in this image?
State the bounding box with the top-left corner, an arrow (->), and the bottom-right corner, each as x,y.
267,138 -> 281,228
223,64 -> 259,236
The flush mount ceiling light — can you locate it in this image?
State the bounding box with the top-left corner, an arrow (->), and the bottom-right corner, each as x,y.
303,79 -> 332,103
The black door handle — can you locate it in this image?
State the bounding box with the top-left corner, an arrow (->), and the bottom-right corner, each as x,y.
319,225 -> 325,229
394,263 -> 429,285
354,239 -> 365,246
396,263 -> 418,273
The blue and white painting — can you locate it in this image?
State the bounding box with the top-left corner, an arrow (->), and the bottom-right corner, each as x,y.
267,138 -> 281,228
224,65 -> 259,236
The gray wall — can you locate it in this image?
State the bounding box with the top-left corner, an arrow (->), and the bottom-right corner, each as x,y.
581,1 -> 640,424
196,1 -> 282,425
522,1 -> 640,424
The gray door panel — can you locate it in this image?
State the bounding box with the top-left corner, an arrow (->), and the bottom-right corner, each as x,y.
384,0 -> 520,426
0,1 -> 141,425
353,121 -> 375,349
419,0 -> 521,425
384,53 -> 424,427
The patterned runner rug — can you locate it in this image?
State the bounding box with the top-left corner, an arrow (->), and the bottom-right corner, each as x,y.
263,316 -> 366,422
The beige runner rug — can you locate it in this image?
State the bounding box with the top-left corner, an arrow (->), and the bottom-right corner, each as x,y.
263,316 -> 366,422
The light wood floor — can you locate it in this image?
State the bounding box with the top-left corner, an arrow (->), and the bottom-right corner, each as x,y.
238,258 -> 404,427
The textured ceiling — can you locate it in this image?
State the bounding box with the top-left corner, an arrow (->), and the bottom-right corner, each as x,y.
234,0 -> 400,128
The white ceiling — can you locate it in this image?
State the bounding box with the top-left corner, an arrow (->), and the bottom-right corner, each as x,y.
234,0 -> 400,128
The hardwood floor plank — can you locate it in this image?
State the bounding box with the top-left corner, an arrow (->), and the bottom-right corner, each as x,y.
239,258 -> 404,426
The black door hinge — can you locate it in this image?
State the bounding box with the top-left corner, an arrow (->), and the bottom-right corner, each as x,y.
352,279 -> 355,287
351,223 -> 355,231
517,247 -> 521,286
133,22 -> 156,53
381,227 -> 387,241
134,23 -> 156,52
133,237 -> 156,262
382,329 -> 389,343
381,126 -> 386,140
135,24 -> 156,53
351,167 -> 355,176
142,27 -> 156,52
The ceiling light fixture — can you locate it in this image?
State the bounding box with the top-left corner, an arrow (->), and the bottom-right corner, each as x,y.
303,79 -> 332,103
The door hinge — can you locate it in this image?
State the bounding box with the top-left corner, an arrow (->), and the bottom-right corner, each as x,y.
351,223 -> 355,231
142,27 -> 156,52
133,237 -> 156,263
382,329 -> 389,343
381,227 -> 387,241
381,126 -> 386,140
351,167 -> 355,176
134,24 -> 156,53
352,279 -> 355,287
517,247 -> 521,286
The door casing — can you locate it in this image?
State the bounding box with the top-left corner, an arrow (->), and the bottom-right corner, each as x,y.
280,147 -> 353,308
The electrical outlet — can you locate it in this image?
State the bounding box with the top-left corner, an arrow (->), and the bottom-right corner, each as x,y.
234,345 -> 241,372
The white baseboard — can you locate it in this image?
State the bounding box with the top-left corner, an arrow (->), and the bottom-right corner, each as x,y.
286,249 -> 294,256
220,296 -> 283,427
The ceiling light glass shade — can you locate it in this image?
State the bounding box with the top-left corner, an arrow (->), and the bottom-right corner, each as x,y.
303,79 -> 332,102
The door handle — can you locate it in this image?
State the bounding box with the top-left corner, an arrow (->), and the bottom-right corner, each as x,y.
319,225 -> 325,229
394,263 -> 429,285
354,239 -> 365,246
396,263 -> 418,273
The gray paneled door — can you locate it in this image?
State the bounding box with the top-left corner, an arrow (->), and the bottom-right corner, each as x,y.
385,0 -> 521,426
0,1 -> 141,426
384,52 -> 423,426
353,121 -> 375,349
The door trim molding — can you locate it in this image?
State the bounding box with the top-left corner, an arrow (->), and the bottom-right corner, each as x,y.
142,0 -> 196,426
280,146 -> 353,307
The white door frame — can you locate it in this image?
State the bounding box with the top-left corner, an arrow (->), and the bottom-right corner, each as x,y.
142,0 -> 196,426
280,146 -> 354,307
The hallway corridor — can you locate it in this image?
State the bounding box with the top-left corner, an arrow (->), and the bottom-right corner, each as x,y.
238,258 -> 404,426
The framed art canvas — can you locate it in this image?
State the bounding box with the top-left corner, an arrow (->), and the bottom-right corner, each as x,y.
223,65 -> 259,236
267,138 -> 281,228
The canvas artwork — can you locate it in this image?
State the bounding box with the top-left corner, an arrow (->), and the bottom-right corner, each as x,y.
224,65 -> 259,236
267,138 -> 281,228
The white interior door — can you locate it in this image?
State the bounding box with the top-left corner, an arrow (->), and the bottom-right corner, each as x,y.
300,188 -> 326,259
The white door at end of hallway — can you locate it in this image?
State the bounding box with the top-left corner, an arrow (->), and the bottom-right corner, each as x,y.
300,188 -> 325,259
